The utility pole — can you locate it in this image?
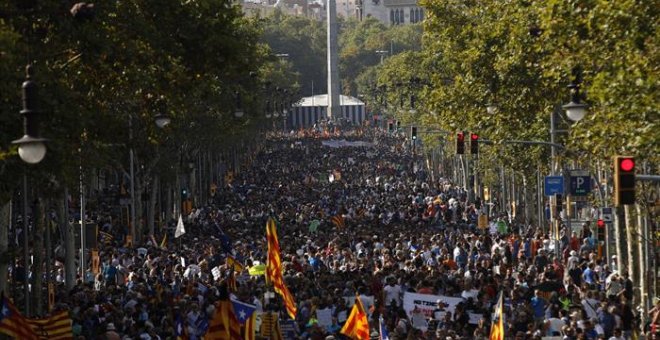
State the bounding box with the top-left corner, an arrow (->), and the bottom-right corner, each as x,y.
624,205 -> 635,292
32,197 -> 43,316
23,173 -> 30,316
636,203 -> 647,329
63,188 -> 75,290
0,200 -> 10,297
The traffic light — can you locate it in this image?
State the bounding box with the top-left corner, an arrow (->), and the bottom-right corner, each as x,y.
456,132 -> 465,154
411,126 -> 417,140
555,194 -> 563,213
597,219 -> 605,241
388,121 -> 394,132
470,133 -> 479,155
396,121 -> 401,130
613,156 -> 635,206
181,188 -> 188,200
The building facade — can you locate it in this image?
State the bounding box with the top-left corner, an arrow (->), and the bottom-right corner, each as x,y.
288,94 -> 366,128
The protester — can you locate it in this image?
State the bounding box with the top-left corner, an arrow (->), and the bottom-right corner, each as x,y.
15,125 -> 652,340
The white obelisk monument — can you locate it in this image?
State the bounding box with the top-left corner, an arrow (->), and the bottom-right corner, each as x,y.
326,0 -> 341,121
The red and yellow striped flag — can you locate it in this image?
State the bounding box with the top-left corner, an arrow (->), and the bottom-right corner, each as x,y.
331,214 -> 345,229
206,299 -> 241,340
242,312 -> 256,340
489,292 -> 504,340
26,311 -> 73,340
265,218 -> 297,319
226,256 -> 244,272
0,294 -> 74,340
0,295 -> 38,340
340,295 -> 369,340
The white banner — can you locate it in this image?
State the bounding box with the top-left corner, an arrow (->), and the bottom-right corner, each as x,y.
316,308 -> 333,327
402,292 -> 464,319
321,139 -> 374,148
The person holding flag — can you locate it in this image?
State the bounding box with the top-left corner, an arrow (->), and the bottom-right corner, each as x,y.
265,217 -> 297,320
489,292 -> 505,340
340,295 -> 370,340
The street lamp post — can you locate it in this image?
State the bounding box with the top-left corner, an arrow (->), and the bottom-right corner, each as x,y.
549,67 -> 588,258
375,50 -> 388,64
12,65 -> 48,317
234,91 -> 244,118
129,98 -> 171,245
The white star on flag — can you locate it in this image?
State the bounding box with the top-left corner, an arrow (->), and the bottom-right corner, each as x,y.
230,298 -> 256,324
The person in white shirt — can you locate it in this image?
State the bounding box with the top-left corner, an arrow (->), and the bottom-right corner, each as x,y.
383,276 -> 402,307
608,327 -> 625,340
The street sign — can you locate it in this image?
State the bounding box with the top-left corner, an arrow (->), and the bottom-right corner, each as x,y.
601,207 -> 613,223
545,176 -> 564,196
570,170 -> 591,196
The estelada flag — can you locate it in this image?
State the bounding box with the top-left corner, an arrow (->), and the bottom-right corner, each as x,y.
206,290 -> 241,340
489,292 -> 504,340
0,294 -> 38,339
0,293 -> 74,340
265,218 -> 297,319
340,295 -> 369,340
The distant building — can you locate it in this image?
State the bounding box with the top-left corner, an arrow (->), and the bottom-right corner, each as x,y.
288,94 -> 366,128
240,0 -> 308,17
239,0 -> 422,25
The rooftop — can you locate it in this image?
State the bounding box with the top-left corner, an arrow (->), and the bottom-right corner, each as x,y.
295,94 -> 365,107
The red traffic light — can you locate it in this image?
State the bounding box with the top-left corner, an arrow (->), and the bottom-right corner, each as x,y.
457,132 -> 464,141
471,133 -> 478,141
597,219 -> 605,228
620,158 -> 635,172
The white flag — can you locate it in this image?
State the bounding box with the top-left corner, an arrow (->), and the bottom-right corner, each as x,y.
175,214 -> 186,238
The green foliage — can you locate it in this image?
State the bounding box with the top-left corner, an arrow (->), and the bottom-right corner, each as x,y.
260,9 -> 326,96
415,0 -> 657,179
340,18 -> 422,95
0,0 -> 268,200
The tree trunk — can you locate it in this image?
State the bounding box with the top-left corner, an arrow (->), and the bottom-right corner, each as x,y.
135,177 -> 144,244
32,198 -> 44,316
624,204 -> 635,303
614,207 -> 624,273
44,198 -> 52,306
0,200 -> 10,297
148,175 -> 159,236
165,182 -> 173,222
190,159 -> 197,207
61,188 -> 76,290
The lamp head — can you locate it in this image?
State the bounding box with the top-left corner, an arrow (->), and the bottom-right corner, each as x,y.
13,135 -> 47,164
154,114 -> 171,128
562,101 -> 588,122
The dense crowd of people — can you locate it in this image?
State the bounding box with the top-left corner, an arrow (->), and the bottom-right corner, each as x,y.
12,127 -> 660,339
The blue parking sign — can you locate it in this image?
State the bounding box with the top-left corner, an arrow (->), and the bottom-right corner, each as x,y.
570,170 -> 591,196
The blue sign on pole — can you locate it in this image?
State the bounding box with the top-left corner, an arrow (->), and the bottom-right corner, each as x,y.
544,176 -> 564,196
570,170 -> 592,196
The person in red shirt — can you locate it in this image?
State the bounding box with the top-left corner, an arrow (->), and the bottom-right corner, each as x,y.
569,231 -> 580,251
